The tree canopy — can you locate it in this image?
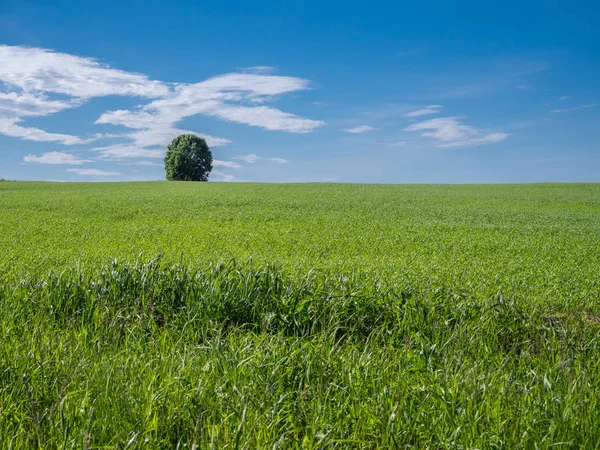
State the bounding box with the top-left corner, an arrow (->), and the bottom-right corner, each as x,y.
164,134 -> 213,181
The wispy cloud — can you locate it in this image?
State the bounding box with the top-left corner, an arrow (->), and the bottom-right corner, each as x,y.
551,104 -> 597,113
0,45 -> 169,99
94,72 -> 323,158
0,118 -> 88,145
91,144 -> 166,160
241,66 -> 277,74
204,104 -> 323,132
0,45 -> 324,163
429,59 -> 550,99
269,157 -> 289,164
66,168 -> 121,176
404,105 -> 442,118
559,96 -> 572,101
404,116 -> 508,147
377,140 -> 408,147
91,125 -> 231,160
24,151 -> 88,165
233,153 -> 289,164
210,170 -> 238,182
213,160 -> 243,169
116,160 -> 163,167
344,125 -> 378,134
0,91 -> 81,118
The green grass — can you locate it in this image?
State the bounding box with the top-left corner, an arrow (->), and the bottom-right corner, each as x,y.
1,181 -> 599,448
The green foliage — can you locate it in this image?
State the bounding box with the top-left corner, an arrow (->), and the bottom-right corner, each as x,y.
164,134 -> 213,181
1,259 -> 599,448
1,182 -> 600,447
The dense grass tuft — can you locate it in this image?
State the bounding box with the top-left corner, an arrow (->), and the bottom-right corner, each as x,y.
1,259 -> 599,448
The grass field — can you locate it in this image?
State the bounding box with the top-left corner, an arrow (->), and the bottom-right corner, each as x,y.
1,181 -> 599,448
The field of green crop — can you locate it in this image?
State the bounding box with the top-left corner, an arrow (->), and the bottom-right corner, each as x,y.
1,181 -> 599,448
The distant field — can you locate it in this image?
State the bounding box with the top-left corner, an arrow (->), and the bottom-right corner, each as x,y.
1,182 -> 599,448
2,181 -> 600,306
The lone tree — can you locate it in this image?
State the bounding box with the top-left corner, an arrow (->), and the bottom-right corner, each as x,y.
164,134 -> 213,181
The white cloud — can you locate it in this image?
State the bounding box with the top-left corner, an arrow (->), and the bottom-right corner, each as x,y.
233,153 -> 289,164
117,160 -> 163,167
234,153 -> 260,164
559,96 -> 572,101
241,66 -> 277,74
93,72 -> 322,158
551,104 -> 598,113
404,105 -> 442,118
0,118 -> 87,145
205,105 -> 323,133
0,91 -> 81,118
378,140 -> 408,147
0,45 -> 323,163
92,144 -> 166,160
66,168 -> 121,176
404,116 -> 508,147
269,157 -> 289,164
210,170 -> 238,182
24,151 -> 88,165
0,45 -> 169,99
97,73 -> 323,133
198,72 -> 311,97
90,128 -> 231,161
344,125 -> 378,134
213,160 -> 243,169
129,127 -> 230,149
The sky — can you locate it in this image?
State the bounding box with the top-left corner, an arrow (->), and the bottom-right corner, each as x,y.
0,0 -> 599,183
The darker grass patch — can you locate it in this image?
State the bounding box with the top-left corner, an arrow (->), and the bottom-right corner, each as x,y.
5,258 -> 597,355
2,259 -> 600,448
585,314 -> 600,325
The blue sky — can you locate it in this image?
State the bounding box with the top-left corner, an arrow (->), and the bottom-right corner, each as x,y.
1,0 -> 599,183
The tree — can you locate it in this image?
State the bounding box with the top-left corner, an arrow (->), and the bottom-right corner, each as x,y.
164,134 -> 213,181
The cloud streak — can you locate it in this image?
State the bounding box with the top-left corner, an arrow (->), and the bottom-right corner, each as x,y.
24,151 -> 89,165
94,72 -> 323,159
240,66 -> 277,74
0,45 -> 324,165
0,45 -> 169,99
66,168 -> 121,176
210,170 -> 238,182
91,144 -> 166,160
404,116 -> 508,147
213,160 -> 243,169
0,118 -> 88,145
404,105 -> 442,118
551,104 -> 597,113
0,91 -> 81,118
344,125 -> 378,134
233,153 -> 289,164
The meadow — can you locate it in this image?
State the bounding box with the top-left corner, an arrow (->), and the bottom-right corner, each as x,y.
0,181 -> 599,448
